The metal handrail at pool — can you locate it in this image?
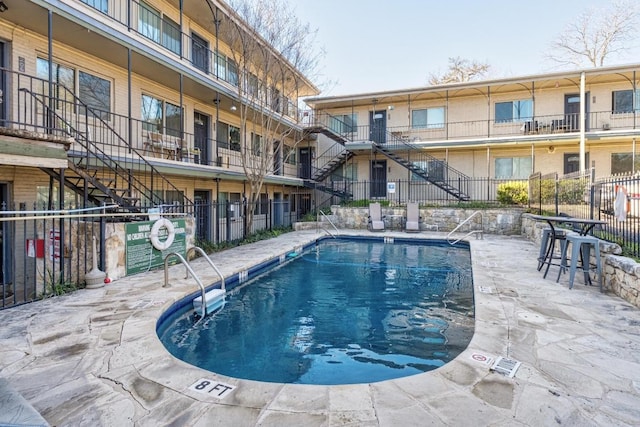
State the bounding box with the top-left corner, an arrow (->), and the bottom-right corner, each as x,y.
163,247 -> 226,317
318,210 -> 338,238
447,211 -> 484,245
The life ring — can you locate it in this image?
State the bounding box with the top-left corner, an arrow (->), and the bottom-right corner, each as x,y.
149,218 -> 175,251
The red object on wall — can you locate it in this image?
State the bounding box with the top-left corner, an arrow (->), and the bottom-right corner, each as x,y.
26,239 -> 45,258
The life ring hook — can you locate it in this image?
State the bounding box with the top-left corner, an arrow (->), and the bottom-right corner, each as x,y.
150,218 -> 176,251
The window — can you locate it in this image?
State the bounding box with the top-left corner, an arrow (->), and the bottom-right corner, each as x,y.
228,60 -> 239,87
229,125 -> 240,151
216,53 -> 227,80
332,163 -> 357,181
270,86 -> 281,112
411,160 -> 444,181
411,107 -> 444,129
164,102 -> 182,137
251,133 -> 262,156
495,100 -> 532,123
217,122 -> 229,149
246,73 -> 259,99
162,16 -> 181,55
139,2 -> 161,43
141,94 -> 163,132
79,71 -> 111,119
141,94 -> 182,135
192,33 -> 209,72
495,157 -> 532,178
36,58 -> 75,108
82,0 -> 108,13
612,90 -> 640,114
37,185 -> 79,210
611,153 -> 640,174
329,114 -> 357,134
283,145 -> 296,165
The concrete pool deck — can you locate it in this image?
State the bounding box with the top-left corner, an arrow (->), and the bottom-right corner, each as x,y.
1,230 -> 640,426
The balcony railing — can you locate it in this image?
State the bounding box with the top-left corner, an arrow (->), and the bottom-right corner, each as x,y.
76,0 -> 299,122
303,110 -> 640,145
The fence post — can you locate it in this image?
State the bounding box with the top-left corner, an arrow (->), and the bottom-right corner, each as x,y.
554,172 -> 559,216
589,167 -> 596,219
226,200 -> 231,243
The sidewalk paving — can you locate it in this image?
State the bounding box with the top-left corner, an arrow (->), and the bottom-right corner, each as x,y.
1,230 -> 640,426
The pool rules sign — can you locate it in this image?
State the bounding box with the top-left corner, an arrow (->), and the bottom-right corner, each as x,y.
125,219 -> 186,275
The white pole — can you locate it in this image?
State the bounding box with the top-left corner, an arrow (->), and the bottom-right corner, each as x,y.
580,71 -> 586,172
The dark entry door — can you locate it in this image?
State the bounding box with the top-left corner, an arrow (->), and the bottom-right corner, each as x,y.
194,190 -> 211,242
564,152 -> 589,174
369,110 -> 386,144
194,112 -> 208,164
564,93 -> 588,131
192,32 -> 209,73
299,147 -> 313,179
370,160 -> 387,198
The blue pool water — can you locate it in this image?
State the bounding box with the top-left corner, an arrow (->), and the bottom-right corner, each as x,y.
157,238 -> 474,385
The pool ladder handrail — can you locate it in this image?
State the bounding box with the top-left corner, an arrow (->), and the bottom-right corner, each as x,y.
317,210 -> 338,238
162,247 -> 225,318
447,211 -> 484,245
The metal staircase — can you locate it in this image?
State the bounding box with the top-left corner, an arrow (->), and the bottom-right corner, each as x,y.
303,115 -> 355,199
303,112 -> 471,201
373,137 -> 471,201
21,86 -> 190,212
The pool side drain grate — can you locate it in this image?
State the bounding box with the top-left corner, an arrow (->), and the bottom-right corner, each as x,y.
490,356 -> 521,378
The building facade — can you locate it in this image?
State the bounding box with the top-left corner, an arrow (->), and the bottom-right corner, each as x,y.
0,0 -> 320,299
303,65 -> 640,204
0,0 -> 319,226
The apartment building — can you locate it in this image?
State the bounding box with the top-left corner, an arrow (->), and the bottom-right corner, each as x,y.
0,0 -> 323,296
303,65 -> 640,203
0,0 -> 318,229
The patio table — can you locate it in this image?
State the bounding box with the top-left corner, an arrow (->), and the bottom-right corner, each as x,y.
529,215 -> 606,279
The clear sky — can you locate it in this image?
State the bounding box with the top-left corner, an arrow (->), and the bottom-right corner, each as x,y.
290,0 -> 640,96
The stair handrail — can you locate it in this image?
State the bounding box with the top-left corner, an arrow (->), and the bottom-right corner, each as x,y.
318,210 -> 338,238
163,252 -> 208,318
19,83 -> 192,208
186,246 -> 226,291
447,211 -> 484,245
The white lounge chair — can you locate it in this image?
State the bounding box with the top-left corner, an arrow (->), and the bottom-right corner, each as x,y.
368,202 -> 385,231
404,202 -> 420,232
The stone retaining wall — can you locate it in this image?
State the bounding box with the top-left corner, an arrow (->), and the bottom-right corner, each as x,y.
315,206 -> 525,234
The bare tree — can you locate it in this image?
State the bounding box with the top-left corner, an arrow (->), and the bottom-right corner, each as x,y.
428,57 -> 491,85
546,0 -> 639,68
219,0 -> 321,234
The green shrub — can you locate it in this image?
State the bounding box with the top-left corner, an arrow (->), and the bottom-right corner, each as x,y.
497,181 -> 529,205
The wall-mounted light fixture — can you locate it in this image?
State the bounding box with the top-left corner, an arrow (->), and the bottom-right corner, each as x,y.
387,105 -> 394,110
0,2 -> 8,13
230,105 -> 237,112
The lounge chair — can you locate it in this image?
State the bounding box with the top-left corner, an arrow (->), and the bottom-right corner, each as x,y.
404,202 -> 420,232
367,202 -> 385,231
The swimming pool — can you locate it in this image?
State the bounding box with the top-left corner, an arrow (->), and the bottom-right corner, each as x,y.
157,237 -> 474,385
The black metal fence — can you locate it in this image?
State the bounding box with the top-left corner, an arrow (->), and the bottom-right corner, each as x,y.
0,198 -> 299,310
529,169 -> 640,258
315,177 -> 528,207
0,203 -> 105,310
